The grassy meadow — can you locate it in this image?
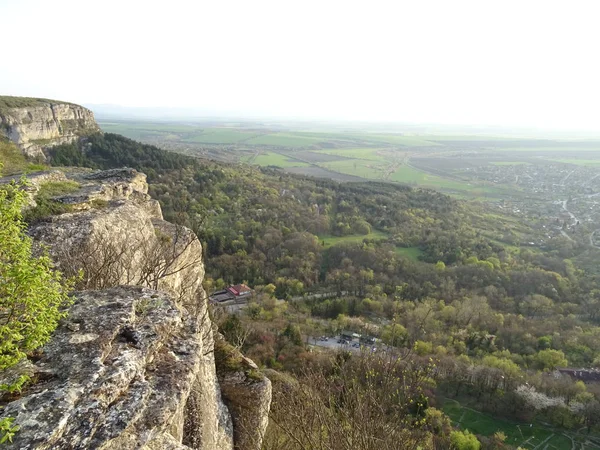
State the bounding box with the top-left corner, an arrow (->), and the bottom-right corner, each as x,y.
318,230 -> 389,248
443,399 -> 600,450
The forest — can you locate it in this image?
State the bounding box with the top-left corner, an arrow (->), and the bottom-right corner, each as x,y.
48,133 -> 600,449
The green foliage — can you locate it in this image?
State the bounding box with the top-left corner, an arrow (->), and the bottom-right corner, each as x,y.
0,374 -> 30,394
0,139 -> 27,175
282,323 -> 303,346
0,138 -> 47,176
0,417 -> 19,444
219,314 -> 246,346
414,340 -> 434,356
23,180 -> 79,224
47,142 -> 93,168
49,133 -> 195,181
0,96 -> 75,112
450,430 -> 481,450
534,349 -> 568,371
381,323 -> 408,347
213,338 -> 244,372
43,130 -> 600,442
0,180 -> 73,373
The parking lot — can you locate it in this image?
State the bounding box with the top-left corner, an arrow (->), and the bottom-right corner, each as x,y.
309,335 -> 380,353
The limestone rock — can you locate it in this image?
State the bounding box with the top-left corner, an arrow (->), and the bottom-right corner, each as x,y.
0,101 -> 100,159
59,168 -> 156,212
0,167 -> 271,449
0,169 -> 68,207
0,287 -> 230,450
215,335 -> 272,450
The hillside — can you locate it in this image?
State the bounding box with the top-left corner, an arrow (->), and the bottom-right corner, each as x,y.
0,166 -> 270,450
4,121 -> 600,447
46,133 -> 600,448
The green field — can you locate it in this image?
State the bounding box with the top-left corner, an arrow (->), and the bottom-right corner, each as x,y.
316,148 -> 390,161
443,399 -> 600,449
320,159 -> 387,179
389,166 -> 475,191
245,133 -> 328,147
253,152 -> 308,167
318,230 -> 389,248
359,134 -> 440,146
394,247 -> 424,260
186,129 -> 259,144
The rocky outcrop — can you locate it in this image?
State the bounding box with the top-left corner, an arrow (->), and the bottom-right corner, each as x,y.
0,168 -> 270,449
215,335 -> 272,450
1,287 -> 225,450
0,98 -> 100,159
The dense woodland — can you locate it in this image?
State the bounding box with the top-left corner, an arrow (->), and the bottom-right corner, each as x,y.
48,134 -> 600,449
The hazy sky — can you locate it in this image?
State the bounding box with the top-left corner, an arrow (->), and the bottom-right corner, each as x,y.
1,0 -> 599,130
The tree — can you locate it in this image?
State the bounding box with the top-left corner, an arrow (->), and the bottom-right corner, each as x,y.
535,349 -> 568,371
282,323 -> 303,346
0,179 -> 73,375
381,323 -> 408,347
450,430 -> 481,450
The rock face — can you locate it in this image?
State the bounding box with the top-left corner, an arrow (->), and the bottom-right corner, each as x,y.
0,168 -> 270,449
1,287 -> 222,450
215,335 -> 272,450
0,99 -> 100,159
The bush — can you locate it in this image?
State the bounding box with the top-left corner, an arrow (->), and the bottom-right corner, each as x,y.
23,180 -> 79,224
450,430 -> 481,450
0,178 -> 74,375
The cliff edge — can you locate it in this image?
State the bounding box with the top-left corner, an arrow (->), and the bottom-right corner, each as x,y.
0,168 -> 271,450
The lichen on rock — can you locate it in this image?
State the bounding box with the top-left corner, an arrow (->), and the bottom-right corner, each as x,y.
0,287 -> 222,449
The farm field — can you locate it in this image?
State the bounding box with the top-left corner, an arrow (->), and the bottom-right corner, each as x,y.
316,148 -> 391,161
443,399 -> 600,450
245,133 -> 334,147
389,165 -> 479,193
185,129 -> 259,144
252,152 -> 308,167
96,119 -> 600,202
319,159 -> 389,180
359,134 -> 440,146
285,166 -> 365,182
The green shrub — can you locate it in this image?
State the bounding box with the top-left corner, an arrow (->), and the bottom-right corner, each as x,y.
214,338 -> 244,372
450,430 -> 481,450
0,139 -> 29,176
0,177 -> 74,374
0,417 -> 18,444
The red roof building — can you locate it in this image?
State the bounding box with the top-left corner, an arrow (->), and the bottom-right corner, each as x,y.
227,284 -> 252,297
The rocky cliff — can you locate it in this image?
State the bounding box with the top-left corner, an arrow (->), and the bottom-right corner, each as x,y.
0,168 -> 271,449
0,96 -> 100,160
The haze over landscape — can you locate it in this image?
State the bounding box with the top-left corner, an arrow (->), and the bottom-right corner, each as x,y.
2,0 -> 600,131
